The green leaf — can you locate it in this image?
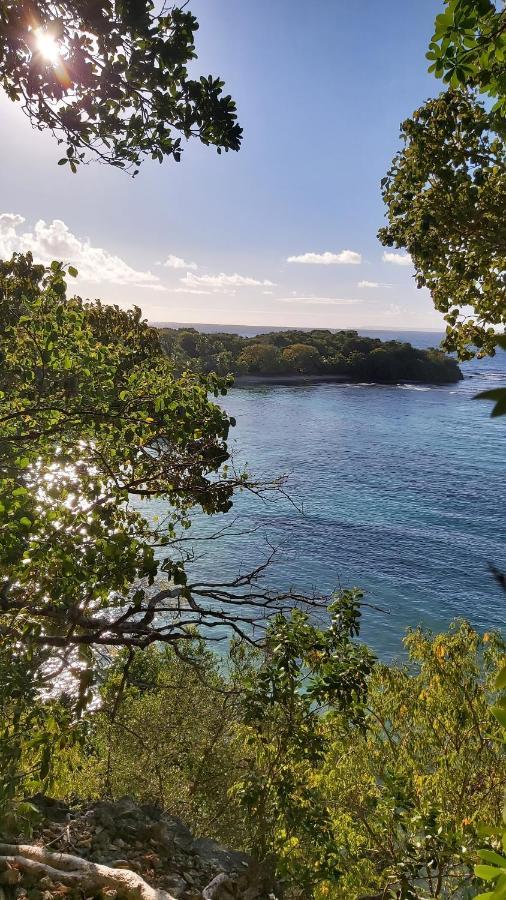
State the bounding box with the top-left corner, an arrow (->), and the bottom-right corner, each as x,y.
491,706 -> 506,728
475,865 -> 505,881
68,266 -> 78,278
478,851 -> 506,868
475,388 -> 506,417
496,665 -> 506,690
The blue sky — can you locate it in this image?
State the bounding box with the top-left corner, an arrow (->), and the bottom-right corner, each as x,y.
0,0 -> 445,329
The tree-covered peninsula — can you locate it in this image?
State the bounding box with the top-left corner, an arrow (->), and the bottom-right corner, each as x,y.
158,327 -> 463,383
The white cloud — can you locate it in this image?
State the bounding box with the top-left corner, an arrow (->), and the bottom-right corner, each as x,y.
384,303 -> 403,317
358,280 -> 380,288
382,251 -> 412,267
0,213 -> 164,290
287,250 -> 362,265
180,272 -> 276,289
162,254 -> 197,270
169,287 -> 213,295
276,296 -> 363,306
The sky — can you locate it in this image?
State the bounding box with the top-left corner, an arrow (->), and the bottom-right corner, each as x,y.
0,0 -> 446,330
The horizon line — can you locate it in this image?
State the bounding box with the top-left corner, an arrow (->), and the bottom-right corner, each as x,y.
149,320 -> 445,334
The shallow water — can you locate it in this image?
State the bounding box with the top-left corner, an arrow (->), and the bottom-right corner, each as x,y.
140,331 -> 506,660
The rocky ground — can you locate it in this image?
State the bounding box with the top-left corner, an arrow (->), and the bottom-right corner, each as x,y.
0,797 -> 276,900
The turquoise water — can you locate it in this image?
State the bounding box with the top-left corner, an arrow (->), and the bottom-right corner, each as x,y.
144,330 -> 506,660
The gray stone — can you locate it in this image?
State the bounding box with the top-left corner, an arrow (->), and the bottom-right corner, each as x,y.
164,817 -> 194,853
193,838 -> 251,875
202,873 -> 237,900
165,875 -> 188,898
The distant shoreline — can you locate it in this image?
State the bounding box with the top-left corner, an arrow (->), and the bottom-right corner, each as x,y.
233,374 -> 459,386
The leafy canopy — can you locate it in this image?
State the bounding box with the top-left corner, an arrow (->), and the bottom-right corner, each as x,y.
159,327 -> 462,383
0,252 -> 242,666
0,1 -> 242,172
427,0 -> 506,113
379,90 -> 505,360
0,252 -> 332,811
380,0 -> 505,362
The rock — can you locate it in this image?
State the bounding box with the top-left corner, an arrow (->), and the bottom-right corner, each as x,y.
30,795 -> 69,824
114,796 -> 138,817
27,795 -> 274,899
140,803 -> 163,821
203,873 -> 237,900
164,875 -> 188,898
92,803 -> 116,832
166,817 -> 194,853
192,839 -> 251,875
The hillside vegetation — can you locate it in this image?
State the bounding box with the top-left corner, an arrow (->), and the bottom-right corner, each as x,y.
158,328 -> 463,384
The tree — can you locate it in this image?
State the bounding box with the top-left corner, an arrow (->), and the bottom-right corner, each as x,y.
60,642 -> 247,847
281,343 -> 321,374
0,1 -> 242,172
316,622 -> 506,899
230,593 -> 375,895
0,252 -> 334,812
238,343 -> 283,375
379,91 -> 505,360
379,0 -> 505,361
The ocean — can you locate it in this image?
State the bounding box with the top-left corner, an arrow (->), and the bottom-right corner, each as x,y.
142,327 -> 506,660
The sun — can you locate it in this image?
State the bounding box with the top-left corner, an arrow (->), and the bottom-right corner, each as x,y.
35,29 -> 61,65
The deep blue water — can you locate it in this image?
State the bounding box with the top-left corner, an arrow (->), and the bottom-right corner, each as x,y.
143,329 -> 506,660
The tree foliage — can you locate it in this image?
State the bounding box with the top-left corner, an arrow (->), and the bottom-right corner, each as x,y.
0,1 -> 242,172
379,91 -> 505,360
159,327 -> 462,383
380,0 -> 505,362
58,642 -> 247,847
427,0 -> 506,114
317,622 -> 505,899
232,592 -> 374,893
0,252 -> 334,816
49,620 -> 506,899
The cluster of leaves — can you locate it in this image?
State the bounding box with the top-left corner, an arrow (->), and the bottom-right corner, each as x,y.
231,591 -> 374,893
0,0 -> 242,172
380,0 -> 505,362
427,0 -> 506,114
379,90 -> 505,360
159,327 -> 462,383
473,662 -> 506,899
317,622 -> 506,899
0,639 -> 85,827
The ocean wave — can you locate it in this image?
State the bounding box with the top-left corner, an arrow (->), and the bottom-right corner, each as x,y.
398,384 -> 432,391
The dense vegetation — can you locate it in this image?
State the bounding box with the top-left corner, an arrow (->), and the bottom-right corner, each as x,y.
31,621 -> 506,899
158,327 -> 463,384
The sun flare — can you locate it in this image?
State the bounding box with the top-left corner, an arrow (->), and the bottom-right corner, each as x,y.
35,29 -> 61,64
